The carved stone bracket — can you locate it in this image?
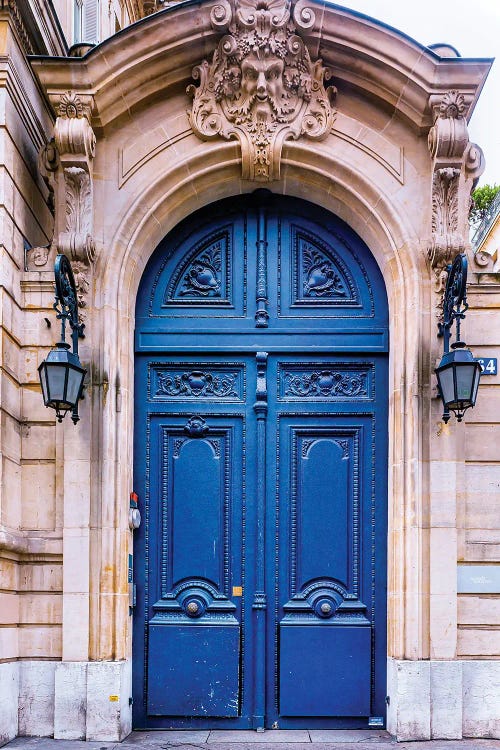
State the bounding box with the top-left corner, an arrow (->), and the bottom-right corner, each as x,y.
35,91 -> 96,313
187,0 -> 336,182
427,90 -> 485,318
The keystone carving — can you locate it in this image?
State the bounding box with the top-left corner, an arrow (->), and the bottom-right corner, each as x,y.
187,0 -> 336,181
427,89 -> 485,317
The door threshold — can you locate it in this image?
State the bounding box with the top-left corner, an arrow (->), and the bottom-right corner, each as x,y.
128,729 -> 392,744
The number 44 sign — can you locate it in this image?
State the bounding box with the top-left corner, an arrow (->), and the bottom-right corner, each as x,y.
477,358 -> 498,375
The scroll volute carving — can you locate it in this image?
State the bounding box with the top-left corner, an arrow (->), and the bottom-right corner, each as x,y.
188,0 -> 336,182
428,90 -> 485,298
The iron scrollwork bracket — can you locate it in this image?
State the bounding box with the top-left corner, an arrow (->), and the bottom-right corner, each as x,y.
54,254 -> 85,423
437,252 -> 468,353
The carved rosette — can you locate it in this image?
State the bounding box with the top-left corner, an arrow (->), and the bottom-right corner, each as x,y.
188,0 -> 336,181
427,89 -> 485,317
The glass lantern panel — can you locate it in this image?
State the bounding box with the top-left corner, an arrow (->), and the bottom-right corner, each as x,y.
39,366 -> 49,404
438,366 -> 455,405
456,364 -> 475,401
46,363 -> 69,403
66,366 -> 84,404
471,365 -> 481,405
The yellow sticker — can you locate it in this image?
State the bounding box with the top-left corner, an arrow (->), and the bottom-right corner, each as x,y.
232,586 -> 243,597
109,695 -> 119,702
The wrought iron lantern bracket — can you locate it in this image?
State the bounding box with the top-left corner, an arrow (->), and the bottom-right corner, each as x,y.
435,253 -> 481,424
54,254 -> 85,352
38,255 -> 87,425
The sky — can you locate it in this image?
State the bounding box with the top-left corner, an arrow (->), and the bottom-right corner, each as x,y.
332,0 -> 499,187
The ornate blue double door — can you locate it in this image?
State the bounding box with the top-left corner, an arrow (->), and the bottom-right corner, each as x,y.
133,194 -> 388,730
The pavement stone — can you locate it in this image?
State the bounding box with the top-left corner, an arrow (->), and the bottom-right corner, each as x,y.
4,733 -> 500,750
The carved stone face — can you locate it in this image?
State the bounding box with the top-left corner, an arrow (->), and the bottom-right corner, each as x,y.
241,52 -> 285,111
229,48 -> 297,121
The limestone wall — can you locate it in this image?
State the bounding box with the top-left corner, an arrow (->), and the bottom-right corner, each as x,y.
0,13 -> 59,745
0,0 -> 499,744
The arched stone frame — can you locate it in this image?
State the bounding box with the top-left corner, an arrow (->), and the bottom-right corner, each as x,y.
80,139 -> 431,722
29,1 -> 493,739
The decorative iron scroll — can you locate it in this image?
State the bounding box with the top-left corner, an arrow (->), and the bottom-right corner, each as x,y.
187,0 -> 336,181
156,369 -> 239,399
284,370 -> 368,398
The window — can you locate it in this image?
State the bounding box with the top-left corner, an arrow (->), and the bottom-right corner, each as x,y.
73,0 -> 83,43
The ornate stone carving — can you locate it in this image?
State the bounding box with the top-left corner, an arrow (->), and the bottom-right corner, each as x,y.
187,0 -> 336,181
427,90 -> 485,309
71,261 -> 90,322
53,92 -> 96,160
428,167 -> 463,271
39,90 -> 97,310
25,245 -> 51,270
428,90 -> 469,161
58,167 -> 96,264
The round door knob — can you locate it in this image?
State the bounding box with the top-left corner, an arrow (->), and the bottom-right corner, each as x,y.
314,597 -> 336,618
186,601 -> 199,615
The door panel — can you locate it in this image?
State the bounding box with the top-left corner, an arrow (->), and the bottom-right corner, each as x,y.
142,407 -> 246,719
279,625 -> 371,716
133,195 -> 388,730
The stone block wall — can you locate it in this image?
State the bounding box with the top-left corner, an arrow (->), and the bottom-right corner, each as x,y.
0,12 -> 59,745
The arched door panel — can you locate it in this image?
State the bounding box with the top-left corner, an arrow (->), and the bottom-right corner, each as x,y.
133,194 -> 388,730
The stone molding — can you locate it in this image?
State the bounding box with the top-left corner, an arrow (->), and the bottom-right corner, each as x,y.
187,0 -> 336,181
2,0 -> 34,54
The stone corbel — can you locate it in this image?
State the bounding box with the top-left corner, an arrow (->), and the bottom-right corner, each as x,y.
48,91 -> 97,268
427,90 -> 485,296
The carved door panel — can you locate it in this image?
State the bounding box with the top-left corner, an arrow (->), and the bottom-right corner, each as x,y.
133,194 -> 388,730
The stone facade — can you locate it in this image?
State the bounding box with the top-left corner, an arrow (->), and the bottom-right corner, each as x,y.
0,0 -> 499,744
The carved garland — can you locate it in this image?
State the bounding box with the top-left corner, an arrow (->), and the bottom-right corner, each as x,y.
188,0 -> 336,181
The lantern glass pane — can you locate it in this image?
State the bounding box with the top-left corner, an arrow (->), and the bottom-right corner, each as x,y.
471,365 -> 481,405
39,365 -> 49,404
46,362 -> 68,403
438,365 -> 455,405
66,366 -> 84,405
456,364 -> 475,402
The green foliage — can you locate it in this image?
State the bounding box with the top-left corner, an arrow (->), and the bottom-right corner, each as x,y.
470,183 -> 500,227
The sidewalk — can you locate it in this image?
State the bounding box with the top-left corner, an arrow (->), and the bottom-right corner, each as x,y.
4,731 -> 500,750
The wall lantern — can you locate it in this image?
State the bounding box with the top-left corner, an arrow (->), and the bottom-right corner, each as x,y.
38,254 -> 86,425
435,253 -> 481,424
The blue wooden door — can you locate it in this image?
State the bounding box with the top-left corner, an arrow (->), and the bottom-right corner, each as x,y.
133,193 -> 388,729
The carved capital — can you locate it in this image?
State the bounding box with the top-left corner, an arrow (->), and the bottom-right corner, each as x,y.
428,91 -> 469,161
52,92 -> 96,160
188,0 -> 336,181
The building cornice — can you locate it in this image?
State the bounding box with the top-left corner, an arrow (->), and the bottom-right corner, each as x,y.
29,0 -> 493,133
1,0 -> 67,56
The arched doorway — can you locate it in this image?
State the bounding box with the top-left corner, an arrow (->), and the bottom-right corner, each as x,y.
132,193 -> 388,730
